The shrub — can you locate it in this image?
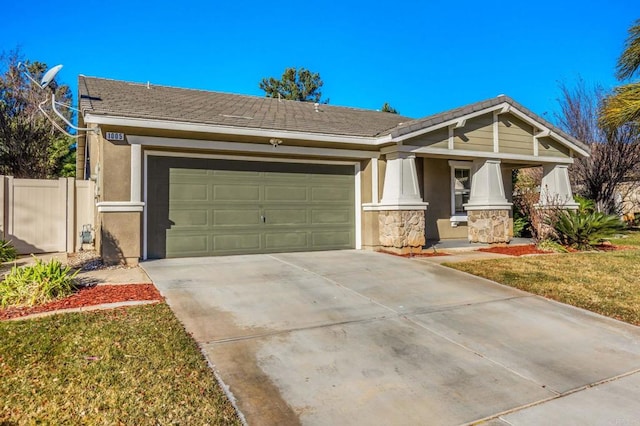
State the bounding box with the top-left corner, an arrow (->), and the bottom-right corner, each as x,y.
0,240 -> 17,263
536,239 -> 570,253
0,257 -> 79,308
513,216 -> 529,238
551,210 -> 626,250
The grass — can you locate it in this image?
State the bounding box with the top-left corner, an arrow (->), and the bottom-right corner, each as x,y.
0,303 -> 241,425
444,232 -> 640,326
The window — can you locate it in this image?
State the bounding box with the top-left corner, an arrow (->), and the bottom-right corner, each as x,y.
448,161 -> 472,222
453,168 -> 471,214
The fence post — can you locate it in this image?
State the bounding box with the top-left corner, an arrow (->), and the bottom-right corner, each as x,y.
66,177 -> 76,253
0,176 -> 5,240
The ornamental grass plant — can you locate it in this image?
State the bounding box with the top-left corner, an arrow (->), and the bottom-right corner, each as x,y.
0,257 -> 79,308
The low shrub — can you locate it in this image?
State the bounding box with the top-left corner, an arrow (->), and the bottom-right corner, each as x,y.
0,257 -> 79,308
551,210 -> 626,250
0,240 -> 17,263
513,216 -> 529,238
536,239 -> 570,253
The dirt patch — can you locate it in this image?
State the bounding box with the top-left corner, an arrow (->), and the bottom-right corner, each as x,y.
378,249 -> 449,258
0,284 -> 162,320
477,244 -> 551,256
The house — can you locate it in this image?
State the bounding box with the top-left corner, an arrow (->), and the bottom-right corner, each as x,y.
77,77 -> 589,265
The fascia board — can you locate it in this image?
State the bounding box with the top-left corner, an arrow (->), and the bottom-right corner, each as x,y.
83,114 -> 384,146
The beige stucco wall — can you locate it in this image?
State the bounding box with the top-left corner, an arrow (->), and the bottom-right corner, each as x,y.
100,211 -> 141,265
423,158 -> 469,240
360,159 -> 380,248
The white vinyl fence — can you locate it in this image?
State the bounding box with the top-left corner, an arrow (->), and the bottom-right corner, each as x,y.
0,176 -> 95,254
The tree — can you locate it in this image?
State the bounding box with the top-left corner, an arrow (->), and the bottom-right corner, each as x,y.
381,102 -> 398,114
0,49 -> 75,178
259,67 -> 327,103
557,80 -> 640,214
601,19 -> 640,128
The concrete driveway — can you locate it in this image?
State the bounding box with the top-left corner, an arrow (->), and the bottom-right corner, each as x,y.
142,250 -> 640,425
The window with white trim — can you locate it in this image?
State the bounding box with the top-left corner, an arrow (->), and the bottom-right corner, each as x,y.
448,161 -> 472,222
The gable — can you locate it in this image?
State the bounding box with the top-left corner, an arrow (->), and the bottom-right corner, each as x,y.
398,106 -> 584,162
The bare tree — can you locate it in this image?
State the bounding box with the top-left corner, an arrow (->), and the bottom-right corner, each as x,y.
556,80 -> 640,214
0,49 -> 75,178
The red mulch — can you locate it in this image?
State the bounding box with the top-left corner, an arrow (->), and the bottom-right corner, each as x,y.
478,243 -> 630,256
478,244 -> 551,256
0,284 -> 163,321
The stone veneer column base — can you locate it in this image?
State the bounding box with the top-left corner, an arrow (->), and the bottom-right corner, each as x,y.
467,209 -> 511,243
378,210 -> 426,251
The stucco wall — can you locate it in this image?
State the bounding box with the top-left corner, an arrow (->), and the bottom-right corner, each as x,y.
422,158 -> 469,240
100,211 -> 141,265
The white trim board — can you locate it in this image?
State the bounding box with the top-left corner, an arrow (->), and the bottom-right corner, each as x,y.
142,150 -> 363,260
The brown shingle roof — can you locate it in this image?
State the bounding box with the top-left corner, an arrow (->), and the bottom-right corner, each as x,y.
78,76 -> 410,138
78,76 -> 588,154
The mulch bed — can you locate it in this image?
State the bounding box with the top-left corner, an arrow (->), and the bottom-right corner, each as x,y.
478,244 -> 551,256
0,284 -> 163,321
477,243 -> 630,257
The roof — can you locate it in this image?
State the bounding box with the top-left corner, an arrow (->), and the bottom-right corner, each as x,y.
78,76 -> 410,138
79,76 -> 588,154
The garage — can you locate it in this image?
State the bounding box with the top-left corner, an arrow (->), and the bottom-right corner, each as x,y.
146,156 -> 355,258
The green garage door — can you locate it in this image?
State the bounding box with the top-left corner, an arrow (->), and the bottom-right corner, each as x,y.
147,157 -> 355,258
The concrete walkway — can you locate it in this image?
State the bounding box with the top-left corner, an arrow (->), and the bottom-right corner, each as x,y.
142,250 -> 640,426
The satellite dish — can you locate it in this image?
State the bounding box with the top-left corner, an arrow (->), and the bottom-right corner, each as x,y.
40,64 -> 63,89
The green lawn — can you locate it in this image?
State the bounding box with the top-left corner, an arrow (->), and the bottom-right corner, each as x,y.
0,303 -> 241,425
445,233 -> 640,326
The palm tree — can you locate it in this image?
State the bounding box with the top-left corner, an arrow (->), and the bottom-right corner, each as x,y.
601,19 -> 640,128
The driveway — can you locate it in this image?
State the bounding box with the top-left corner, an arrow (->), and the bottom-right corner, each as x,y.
142,250 -> 640,425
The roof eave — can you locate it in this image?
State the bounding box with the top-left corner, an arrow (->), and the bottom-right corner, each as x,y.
83,113 -> 392,146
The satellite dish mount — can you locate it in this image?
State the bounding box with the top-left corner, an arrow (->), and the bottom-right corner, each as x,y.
18,62 -> 98,138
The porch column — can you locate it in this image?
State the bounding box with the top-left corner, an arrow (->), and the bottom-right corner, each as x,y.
464,159 -> 512,243
373,152 -> 428,252
538,164 -> 579,208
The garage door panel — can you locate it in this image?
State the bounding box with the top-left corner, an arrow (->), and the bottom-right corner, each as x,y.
312,210 -> 352,225
170,183 -> 208,201
312,186 -> 352,202
166,234 -> 209,257
312,231 -> 353,248
214,209 -> 261,226
263,208 -> 308,225
264,232 -> 308,249
213,234 -> 261,252
170,209 -> 209,227
213,170 -> 261,178
214,185 -> 260,201
264,186 -> 308,202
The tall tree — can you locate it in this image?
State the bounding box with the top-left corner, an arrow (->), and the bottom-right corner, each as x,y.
381,102 -> 398,114
0,49 -> 75,178
601,19 -> 640,128
557,80 -> 640,214
259,67 -> 327,103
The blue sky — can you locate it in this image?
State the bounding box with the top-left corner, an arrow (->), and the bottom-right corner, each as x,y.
3,1 -> 638,121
